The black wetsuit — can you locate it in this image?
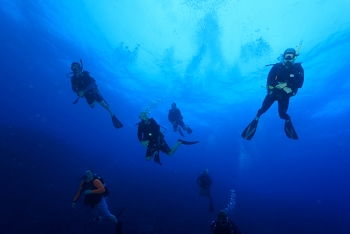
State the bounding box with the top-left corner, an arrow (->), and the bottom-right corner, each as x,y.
197,174 -> 212,189
210,219 -> 241,234
257,63 -> 304,120
168,108 -> 185,131
137,118 -> 170,158
71,71 -> 104,104
81,178 -> 104,208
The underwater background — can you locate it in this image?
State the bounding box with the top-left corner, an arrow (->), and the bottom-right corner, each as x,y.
1,0 -> 350,233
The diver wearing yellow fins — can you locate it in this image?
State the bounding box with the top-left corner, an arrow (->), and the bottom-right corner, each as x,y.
241,43 -> 304,140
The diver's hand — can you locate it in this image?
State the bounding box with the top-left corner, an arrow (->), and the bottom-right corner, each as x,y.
275,82 -> 287,89
283,87 -> 292,93
78,91 -> 84,97
72,202 -> 76,208
141,140 -> 149,147
84,190 -> 92,194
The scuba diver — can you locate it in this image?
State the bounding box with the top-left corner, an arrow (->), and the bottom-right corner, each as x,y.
168,102 -> 192,137
68,60 -> 123,129
137,111 -> 199,165
72,169 -> 123,234
197,169 -> 214,212
241,47 -> 304,140
210,210 -> 241,234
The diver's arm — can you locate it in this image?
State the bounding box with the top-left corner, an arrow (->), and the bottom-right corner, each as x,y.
92,179 -> 105,194
266,64 -> 279,87
137,124 -> 143,142
137,124 -> 149,146
72,181 -> 83,203
71,78 -> 79,94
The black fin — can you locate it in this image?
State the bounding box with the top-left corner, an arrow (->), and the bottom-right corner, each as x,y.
241,118 -> 259,140
116,221 -> 123,234
209,198 -> 214,213
72,97 -> 80,104
178,139 -> 199,145
116,207 -> 125,218
153,151 -> 162,165
112,115 -> 124,129
178,127 -> 185,137
187,126 -> 193,134
284,119 -> 298,140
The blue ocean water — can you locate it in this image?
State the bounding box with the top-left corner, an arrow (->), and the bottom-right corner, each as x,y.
1,1 -> 350,233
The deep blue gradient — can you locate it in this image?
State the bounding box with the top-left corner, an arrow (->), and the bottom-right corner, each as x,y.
1,1 -> 350,233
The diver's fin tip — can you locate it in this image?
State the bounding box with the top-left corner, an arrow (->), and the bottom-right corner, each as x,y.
112,115 -> 124,129
187,126 -> 193,134
241,118 -> 259,140
178,139 -> 199,145
284,119 -> 298,140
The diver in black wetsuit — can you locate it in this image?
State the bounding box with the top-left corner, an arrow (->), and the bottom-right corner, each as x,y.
197,169 -> 212,198
197,169 -> 214,212
168,102 -> 192,136
241,48 -> 304,140
69,61 -> 123,129
137,111 -> 199,165
210,210 -> 241,234
72,169 -> 123,234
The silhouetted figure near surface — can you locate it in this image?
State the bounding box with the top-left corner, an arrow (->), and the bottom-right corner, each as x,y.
168,102 -> 192,137
241,48 -> 304,140
69,61 -> 123,129
210,210 -> 241,234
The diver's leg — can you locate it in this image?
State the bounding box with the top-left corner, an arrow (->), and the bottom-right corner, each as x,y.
206,188 -> 211,198
89,101 -> 96,108
167,140 -> 182,156
256,95 -> 276,119
145,147 -> 155,161
107,215 -> 118,224
99,198 -> 118,224
85,92 -> 96,108
199,187 -> 205,196
278,98 -> 290,120
99,100 -> 114,116
94,92 -> 114,116
178,120 -> 187,130
173,124 -> 178,132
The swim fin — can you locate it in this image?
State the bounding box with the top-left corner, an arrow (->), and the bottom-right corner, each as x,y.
112,115 -> 124,129
241,118 -> 259,140
115,207 -> 124,234
116,221 -> 123,234
116,207 -> 125,218
209,198 -> 214,213
178,127 -> 185,137
72,97 -> 80,104
186,126 -> 192,134
284,119 -> 298,140
154,151 -> 162,165
178,139 -> 199,145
